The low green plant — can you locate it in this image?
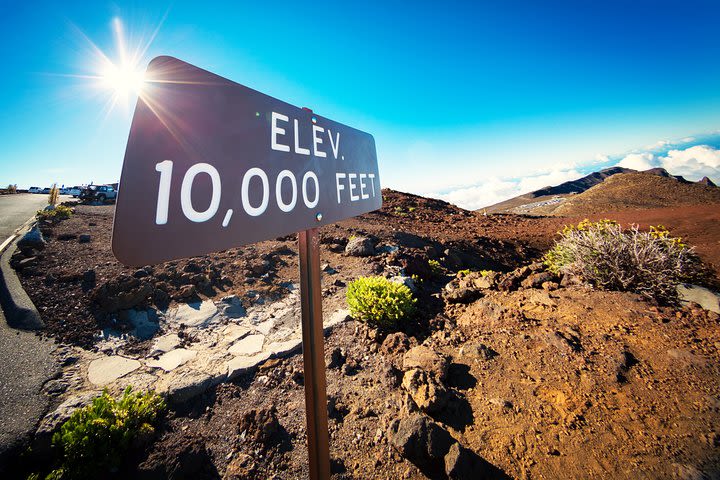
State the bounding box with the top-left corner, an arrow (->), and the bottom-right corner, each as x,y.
457,269 -> 471,277
428,259 -> 444,276
36,205 -> 73,221
479,269 -> 494,277
347,276 -> 416,328
544,219 -> 705,302
44,387 -> 165,479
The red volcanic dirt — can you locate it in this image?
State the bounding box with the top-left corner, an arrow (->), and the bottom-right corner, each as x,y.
11,189 -> 720,479
574,204 -> 720,274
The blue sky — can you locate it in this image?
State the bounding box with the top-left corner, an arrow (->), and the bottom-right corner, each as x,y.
1,0 -> 719,207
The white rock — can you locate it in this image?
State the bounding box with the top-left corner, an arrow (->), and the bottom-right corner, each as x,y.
126,309 -> 160,340
227,351 -> 272,379
162,370 -> 215,404
88,356 -> 141,386
677,284 -> 720,313
150,333 -> 181,355
219,295 -> 247,318
255,318 -> 275,335
270,326 -> 295,341
223,324 -> 251,343
228,334 -> 265,356
168,300 -> 218,327
146,348 -> 197,372
266,339 -> 302,357
325,309 -> 350,328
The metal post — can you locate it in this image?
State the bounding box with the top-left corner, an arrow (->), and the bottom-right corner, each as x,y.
298,227 -> 331,480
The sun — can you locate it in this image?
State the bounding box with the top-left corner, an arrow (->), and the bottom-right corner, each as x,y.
100,59 -> 145,95
63,16 -> 165,118
95,17 -> 147,97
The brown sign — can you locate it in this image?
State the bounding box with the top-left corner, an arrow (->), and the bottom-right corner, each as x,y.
112,56 -> 381,266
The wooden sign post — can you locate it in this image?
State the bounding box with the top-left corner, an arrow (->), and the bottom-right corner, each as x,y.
112,56 -> 381,480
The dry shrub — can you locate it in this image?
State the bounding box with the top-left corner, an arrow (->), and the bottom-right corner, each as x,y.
48,183 -> 59,206
545,220 -> 707,302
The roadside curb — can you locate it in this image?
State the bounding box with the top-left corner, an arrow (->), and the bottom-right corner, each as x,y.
0,220 -> 43,330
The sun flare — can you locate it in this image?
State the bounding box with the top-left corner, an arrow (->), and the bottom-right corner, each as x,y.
100,60 -> 145,94
63,15 -> 165,118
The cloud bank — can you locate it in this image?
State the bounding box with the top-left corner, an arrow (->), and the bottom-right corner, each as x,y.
617,145 -> 720,181
428,167 -> 583,211
422,136 -> 720,211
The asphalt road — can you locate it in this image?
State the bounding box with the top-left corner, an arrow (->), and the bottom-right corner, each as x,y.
0,193 -> 50,243
0,308 -> 56,470
0,193 -> 60,471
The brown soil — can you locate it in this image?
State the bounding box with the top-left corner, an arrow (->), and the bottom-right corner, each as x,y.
13,189 -> 720,479
13,191 -> 532,350
133,288 -> 720,480
545,173 -> 720,216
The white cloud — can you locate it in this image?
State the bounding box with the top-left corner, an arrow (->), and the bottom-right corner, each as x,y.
617,152 -> 659,170
661,145 -> 720,180
427,168 -> 583,210
615,145 -> 720,182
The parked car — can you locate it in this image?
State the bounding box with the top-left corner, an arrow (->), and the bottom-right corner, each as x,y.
62,186 -> 82,197
79,185 -> 117,203
41,187 -> 51,194
28,186 -> 43,194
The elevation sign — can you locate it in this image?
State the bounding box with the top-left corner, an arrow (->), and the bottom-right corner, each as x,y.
112,56 -> 381,266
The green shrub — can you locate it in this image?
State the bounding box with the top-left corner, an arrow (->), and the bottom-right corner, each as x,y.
46,387 -> 165,479
347,276 -> 416,328
428,259 -> 444,276
544,219 -> 705,302
36,205 -> 73,221
457,269 -> 471,277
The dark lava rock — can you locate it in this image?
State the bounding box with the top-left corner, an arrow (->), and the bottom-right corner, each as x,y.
90,275 -> 153,313
445,287 -> 482,304
521,271 -> 555,289
381,332 -> 412,355
497,266 -> 531,292
388,413 -> 454,469
345,236 -> 377,257
175,284 -> 197,300
81,269 -> 96,291
78,234 -> 91,243
400,254 -> 434,279
615,350 -> 638,383
238,406 -> 280,446
134,268 -> 150,278
442,249 -> 463,270
402,346 -> 450,382
402,368 -> 449,414
183,261 -> 203,273
326,347 -> 346,370
445,442 -> 497,479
